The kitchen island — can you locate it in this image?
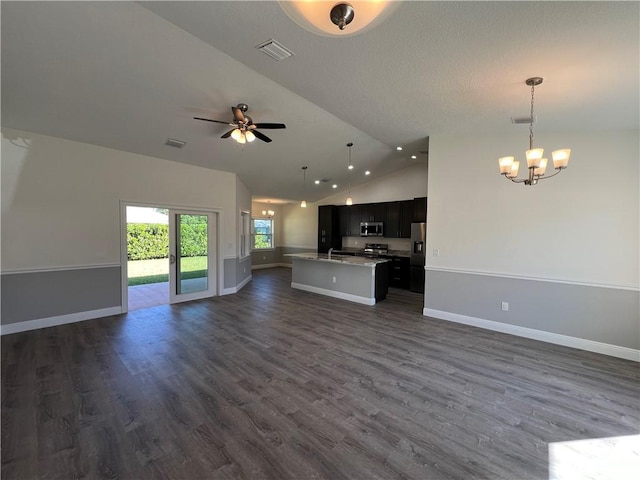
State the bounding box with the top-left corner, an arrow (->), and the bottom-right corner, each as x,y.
286,253 -> 389,305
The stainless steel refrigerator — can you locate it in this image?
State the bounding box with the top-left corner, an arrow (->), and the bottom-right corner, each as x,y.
410,222 -> 426,293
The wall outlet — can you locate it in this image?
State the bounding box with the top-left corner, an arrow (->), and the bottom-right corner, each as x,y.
433,249 -> 439,257
243,267 -> 246,273
263,256 -> 266,260
332,276 -> 337,283
501,301 -> 509,311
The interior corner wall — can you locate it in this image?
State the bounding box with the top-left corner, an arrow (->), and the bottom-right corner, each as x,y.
231,177 -> 252,288
424,130 -> 639,355
1,128 -> 239,327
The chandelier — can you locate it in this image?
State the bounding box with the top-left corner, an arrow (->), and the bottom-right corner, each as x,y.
498,77 -> 571,186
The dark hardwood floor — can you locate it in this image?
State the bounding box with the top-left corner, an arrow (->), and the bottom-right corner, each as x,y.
2,267 -> 638,479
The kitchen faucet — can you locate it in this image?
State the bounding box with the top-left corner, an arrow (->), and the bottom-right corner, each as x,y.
328,248 -> 333,260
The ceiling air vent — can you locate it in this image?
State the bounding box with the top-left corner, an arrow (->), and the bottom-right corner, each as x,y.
165,138 -> 186,149
256,39 -> 294,61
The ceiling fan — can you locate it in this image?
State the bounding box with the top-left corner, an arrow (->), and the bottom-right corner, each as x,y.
194,103 -> 286,144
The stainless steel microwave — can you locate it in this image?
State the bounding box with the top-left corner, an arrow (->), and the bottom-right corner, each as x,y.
360,222 -> 384,237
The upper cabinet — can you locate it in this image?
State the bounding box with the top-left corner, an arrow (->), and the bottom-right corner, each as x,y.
413,196 -> 427,223
323,196 -> 426,240
382,200 -> 412,238
338,204 -> 361,237
360,203 -> 385,223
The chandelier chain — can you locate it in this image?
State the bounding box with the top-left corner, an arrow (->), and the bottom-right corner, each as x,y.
529,84 -> 535,151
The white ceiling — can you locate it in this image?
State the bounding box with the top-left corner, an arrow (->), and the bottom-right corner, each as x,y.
2,1 -> 638,204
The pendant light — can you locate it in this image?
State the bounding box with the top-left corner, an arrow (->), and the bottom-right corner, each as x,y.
345,142 -> 354,205
300,166 -> 308,208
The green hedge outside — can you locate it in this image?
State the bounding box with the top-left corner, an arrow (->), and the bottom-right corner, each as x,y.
127,223 -> 207,261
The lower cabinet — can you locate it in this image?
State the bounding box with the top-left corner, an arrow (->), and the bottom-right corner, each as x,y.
387,256 -> 410,289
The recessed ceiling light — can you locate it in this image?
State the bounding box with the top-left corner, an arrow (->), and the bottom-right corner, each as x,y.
411,155 -> 417,159
332,184 -> 338,188
314,180 -> 320,184
365,170 -> 371,175
396,146 -> 403,151
348,165 -> 354,170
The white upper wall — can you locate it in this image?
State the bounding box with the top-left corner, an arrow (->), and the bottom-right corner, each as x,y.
320,162 -> 428,205
281,202 -> 318,249
426,130 -> 639,288
1,128 -> 238,271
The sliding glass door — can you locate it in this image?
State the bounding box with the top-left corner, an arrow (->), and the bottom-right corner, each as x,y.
168,210 -> 216,304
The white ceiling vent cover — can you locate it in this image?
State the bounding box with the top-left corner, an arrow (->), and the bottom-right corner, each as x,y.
165,138 -> 186,148
257,39 -> 294,61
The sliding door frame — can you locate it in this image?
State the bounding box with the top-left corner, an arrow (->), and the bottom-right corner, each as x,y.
119,200 -> 223,314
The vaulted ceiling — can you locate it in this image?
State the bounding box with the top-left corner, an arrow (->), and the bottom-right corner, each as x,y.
2,1 -> 638,203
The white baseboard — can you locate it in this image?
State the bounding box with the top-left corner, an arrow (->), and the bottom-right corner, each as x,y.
424,308 -> 640,362
251,263 -> 289,270
222,275 -> 252,295
1,306 -> 123,335
292,282 -> 375,306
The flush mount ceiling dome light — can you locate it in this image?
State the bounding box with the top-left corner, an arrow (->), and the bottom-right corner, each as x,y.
498,77 -> 571,186
278,1 -> 400,37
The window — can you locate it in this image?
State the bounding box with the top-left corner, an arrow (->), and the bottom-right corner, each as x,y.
240,211 -> 250,258
252,218 -> 273,249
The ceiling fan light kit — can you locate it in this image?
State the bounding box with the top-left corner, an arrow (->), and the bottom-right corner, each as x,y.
498,77 -> 571,186
194,103 -> 286,144
278,1 -> 399,37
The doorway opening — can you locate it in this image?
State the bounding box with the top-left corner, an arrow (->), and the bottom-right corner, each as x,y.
122,203 -> 220,313
126,206 -> 170,311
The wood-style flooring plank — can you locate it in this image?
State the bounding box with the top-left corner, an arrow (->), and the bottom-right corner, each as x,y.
2,267 -> 639,479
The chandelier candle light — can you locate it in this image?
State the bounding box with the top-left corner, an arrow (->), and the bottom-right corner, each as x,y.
300,166 -> 308,208
498,77 -> 571,186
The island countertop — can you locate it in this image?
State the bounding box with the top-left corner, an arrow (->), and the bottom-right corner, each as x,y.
285,252 -> 389,267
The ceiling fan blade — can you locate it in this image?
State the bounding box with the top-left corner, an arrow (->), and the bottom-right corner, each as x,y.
231,106 -> 245,124
221,129 -> 235,139
253,123 -> 286,129
252,130 -> 272,143
194,116 -> 231,125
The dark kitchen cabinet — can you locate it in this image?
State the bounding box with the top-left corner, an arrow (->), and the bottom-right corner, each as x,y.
387,256 -> 410,289
338,205 -> 349,237
385,200 -> 413,238
384,201 -> 400,238
338,204 -> 361,237
360,203 -> 385,222
317,205 -> 342,253
399,200 -> 414,238
413,197 -> 427,223
347,205 -> 361,237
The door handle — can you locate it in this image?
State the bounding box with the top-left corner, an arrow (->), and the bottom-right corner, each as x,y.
170,254 -> 176,264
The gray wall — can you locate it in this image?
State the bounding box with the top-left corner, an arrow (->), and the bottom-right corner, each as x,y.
224,256 -> 252,290
291,258 -> 374,298
251,246 -> 314,268
425,270 -> 640,350
1,267 -> 121,324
